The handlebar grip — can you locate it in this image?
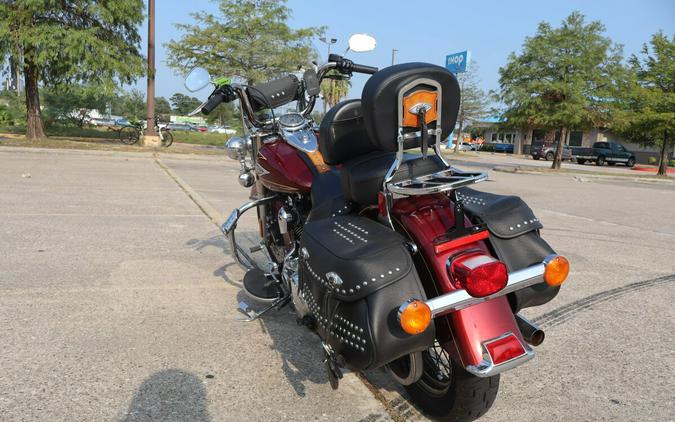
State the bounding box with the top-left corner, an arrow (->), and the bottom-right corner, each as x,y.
247,75 -> 301,112
351,63 -> 378,74
201,93 -> 223,115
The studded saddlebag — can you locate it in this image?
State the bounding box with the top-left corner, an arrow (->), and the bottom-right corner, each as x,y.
300,216 -> 435,371
457,187 -> 560,312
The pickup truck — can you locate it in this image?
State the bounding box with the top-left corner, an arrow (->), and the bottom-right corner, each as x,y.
571,141 -> 636,167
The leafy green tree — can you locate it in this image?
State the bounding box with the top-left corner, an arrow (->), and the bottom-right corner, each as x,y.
613,32 -> 674,177
166,0 -> 323,85
0,1 -> 145,139
452,61 -> 488,153
205,102 -> 240,128
497,12 -> 624,169
112,90 -> 146,121
170,93 -> 202,116
42,84 -> 116,127
155,97 -> 173,121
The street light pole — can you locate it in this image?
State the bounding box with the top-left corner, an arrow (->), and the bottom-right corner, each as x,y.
145,0 -> 157,137
391,49 -> 398,66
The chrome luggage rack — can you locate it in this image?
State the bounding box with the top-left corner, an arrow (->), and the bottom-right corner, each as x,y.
387,166 -> 487,196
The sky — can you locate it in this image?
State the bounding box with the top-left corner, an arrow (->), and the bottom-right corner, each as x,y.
135,0 -> 675,103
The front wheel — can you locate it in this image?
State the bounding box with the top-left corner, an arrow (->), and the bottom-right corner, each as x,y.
596,155 -> 605,166
545,152 -> 554,161
576,158 -> 586,165
160,129 -> 174,147
626,157 -> 636,167
403,340 -> 500,422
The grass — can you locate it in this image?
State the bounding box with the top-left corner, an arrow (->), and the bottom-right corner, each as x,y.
0,123 -> 233,148
493,165 -> 672,181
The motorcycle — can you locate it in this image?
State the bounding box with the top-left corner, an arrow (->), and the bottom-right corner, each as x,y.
184,34 -> 569,421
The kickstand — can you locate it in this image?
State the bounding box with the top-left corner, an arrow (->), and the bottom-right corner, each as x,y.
322,342 -> 343,390
237,296 -> 290,322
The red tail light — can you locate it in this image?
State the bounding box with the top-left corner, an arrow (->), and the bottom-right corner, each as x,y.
449,253 -> 508,297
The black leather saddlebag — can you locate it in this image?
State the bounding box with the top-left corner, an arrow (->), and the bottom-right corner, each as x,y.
300,216 -> 434,370
457,188 -> 560,312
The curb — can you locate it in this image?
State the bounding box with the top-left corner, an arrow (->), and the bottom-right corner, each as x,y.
493,166 -> 674,184
153,155 -> 227,227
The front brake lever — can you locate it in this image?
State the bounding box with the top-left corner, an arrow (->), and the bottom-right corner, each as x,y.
188,101 -> 208,117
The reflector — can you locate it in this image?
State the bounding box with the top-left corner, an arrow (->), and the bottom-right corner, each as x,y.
485,333 -> 526,365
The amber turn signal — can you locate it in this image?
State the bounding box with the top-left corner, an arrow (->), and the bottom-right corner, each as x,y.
544,255 -> 570,286
398,299 -> 432,335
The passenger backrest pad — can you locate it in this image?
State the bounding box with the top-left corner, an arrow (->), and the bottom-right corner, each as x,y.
361,63 -> 461,152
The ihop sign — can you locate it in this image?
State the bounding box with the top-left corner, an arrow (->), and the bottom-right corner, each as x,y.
445,50 -> 471,73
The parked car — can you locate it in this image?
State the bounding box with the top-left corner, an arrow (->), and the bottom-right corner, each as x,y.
166,123 -> 194,132
88,117 -> 116,127
531,140 -> 572,161
493,143 -> 514,153
209,125 -> 237,135
114,118 -> 131,127
194,125 -> 208,133
571,141 -> 636,167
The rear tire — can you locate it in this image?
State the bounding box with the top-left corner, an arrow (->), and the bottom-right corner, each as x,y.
596,155 -> 605,166
403,340 -> 500,422
120,127 -> 139,145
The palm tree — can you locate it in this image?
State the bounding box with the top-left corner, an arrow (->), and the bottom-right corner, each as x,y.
320,70 -> 351,113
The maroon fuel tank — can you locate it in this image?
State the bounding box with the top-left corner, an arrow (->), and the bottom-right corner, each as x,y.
257,138 -> 314,193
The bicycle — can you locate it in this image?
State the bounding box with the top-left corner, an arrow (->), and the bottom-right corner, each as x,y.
118,117 -> 173,147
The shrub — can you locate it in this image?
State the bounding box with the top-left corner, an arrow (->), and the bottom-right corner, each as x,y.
481,144 -> 495,152
669,159 -> 675,167
648,156 -> 657,165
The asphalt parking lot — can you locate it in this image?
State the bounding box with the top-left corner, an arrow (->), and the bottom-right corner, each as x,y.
1,147 -> 673,421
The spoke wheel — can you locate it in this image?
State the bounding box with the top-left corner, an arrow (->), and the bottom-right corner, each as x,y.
119,127 -> 139,145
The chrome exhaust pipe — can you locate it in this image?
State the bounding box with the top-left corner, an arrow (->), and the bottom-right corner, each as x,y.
516,314 -> 545,346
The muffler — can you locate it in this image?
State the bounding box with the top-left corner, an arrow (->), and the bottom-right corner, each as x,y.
516,314 -> 545,346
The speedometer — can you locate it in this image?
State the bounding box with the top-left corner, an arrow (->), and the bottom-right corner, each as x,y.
278,113 -> 306,130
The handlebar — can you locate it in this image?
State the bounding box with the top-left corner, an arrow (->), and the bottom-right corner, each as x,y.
197,55 -> 378,126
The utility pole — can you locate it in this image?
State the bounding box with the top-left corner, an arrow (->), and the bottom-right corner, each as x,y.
391,49 -> 398,66
319,37 -> 337,114
145,0 -> 157,139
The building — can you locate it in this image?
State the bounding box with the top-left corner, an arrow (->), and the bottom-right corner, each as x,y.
472,118 -> 673,164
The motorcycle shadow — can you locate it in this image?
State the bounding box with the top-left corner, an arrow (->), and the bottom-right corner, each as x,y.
236,289 -> 333,397
122,369 -> 211,422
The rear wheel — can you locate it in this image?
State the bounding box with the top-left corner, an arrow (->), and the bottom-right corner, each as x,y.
596,155 -> 605,166
403,340 -> 500,422
120,127 -> 139,145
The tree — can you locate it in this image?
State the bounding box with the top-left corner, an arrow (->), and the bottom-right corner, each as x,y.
320,71 -> 351,113
170,93 -> 202,116
613,32 -> 674,177
165,0 -> 323,85
42,84 -> 116,127
0,1 -> 145,139
452,61 -> 488,153
497,12 -> 624,169
112,90 -> 146,121
155,97 -> 173,121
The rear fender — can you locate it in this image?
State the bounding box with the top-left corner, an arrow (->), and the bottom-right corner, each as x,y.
392,194 -> 525,367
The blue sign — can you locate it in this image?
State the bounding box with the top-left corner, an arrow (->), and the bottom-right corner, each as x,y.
445,50 -> 471,73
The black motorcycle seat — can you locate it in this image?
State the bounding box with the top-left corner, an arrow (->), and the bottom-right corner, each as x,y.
308,169 -> 353,221
340,151 -> 447,205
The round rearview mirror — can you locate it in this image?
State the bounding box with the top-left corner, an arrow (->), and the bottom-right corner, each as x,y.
184,67 -> 211,92
348,34 -> 377,52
